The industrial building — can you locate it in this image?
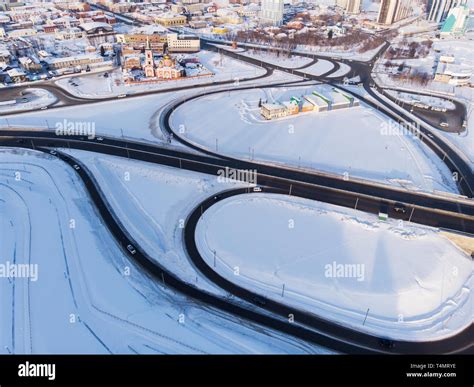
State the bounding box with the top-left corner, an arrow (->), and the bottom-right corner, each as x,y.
260,89 -> 360,120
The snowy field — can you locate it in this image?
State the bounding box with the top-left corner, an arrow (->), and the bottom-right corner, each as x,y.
433,39 -> 474,70
61,149 -> 245,292
55,50 -> 266,98
369,87 -> 474,173
170,84 -> 459,194
196,49 -> 266,80
299,60 -> 335,76
1,91 -> 177,144
2,71 -> 303,145
327,63 -> 352,78
0,89 -> 56,113
195,193 -> 473,341
0,148 -> 329,354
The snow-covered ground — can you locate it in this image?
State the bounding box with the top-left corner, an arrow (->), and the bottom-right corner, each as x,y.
1,91 -> 175,144
384,90 -> 456,110
55,50 -> 266,99
433,39 -> 474,70
195,193 -> 473,341
439,108 -> 474,171
373,63 -> 455,96
0,148 -> 329,354
238,49 -> 313,69
294,43 -> 386,62
368,86 -> 474,173
196,49 -> 266,80
61,149 -> 244,293
170,84 -> 459,194
299,60 -> 335,76
2,71 -> 303,145
210,43 -> 246,53
327,63 -> 352,78
374,38 -> 474,97
0,89 -> 56,113
201,35 -> 385,62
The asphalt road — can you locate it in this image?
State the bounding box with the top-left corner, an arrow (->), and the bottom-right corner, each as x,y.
378,87 -> 466,133
1,130 -> 473,233
2,138 -> 471,354
158,82 -> 474,222
1,26 -> 472,354
190,41 -> 474,199
184,187 -> 474,354
0,58 -> 275,117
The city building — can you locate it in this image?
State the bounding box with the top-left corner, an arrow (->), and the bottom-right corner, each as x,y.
435,61 -> 472,85
427,0 -> 466,24
122,54 -> 141,70
261,103 -> 287,119
167,33 -> 200,53
212,26 -> 229,34
189,20 -> 207,28
303,95 -> 328,112
337,0 -> 361,14
142,39 -> 184,79
78,22 -> 114,35
44,54 -> 105,71
237,4 -> 260,17
155,54 -> 184,79
18,56 -> 41,72
377,0 -> 412,25
117,33 -> 167,52
154,13 -> 187,27
7,27 -> 35,37
260,0 -> 283,26
6,68 -> 26,83
143,41 -> 156,77
261,89 -> 359,119
345,0 -> 361,14
440,4 -> 469,36
0,48 -> 10,64
55,28 -> 86,40
282,99 -> 299,115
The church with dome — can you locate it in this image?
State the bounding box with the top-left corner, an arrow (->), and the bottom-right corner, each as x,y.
143,39 -> 184,80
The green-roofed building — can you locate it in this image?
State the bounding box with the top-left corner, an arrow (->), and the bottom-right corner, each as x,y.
440,5 -> 469,36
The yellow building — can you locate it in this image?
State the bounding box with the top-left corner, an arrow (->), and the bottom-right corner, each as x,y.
117,33 -> 167,52
155,13 -> 187,27
212,26 -> 228,34
260,103 -> 288,120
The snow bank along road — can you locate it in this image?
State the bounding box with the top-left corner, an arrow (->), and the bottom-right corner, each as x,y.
0,132 -> 473,354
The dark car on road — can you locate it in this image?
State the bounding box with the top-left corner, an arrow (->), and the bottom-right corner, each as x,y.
379,338 -> 395,349
252,296 -> 267,307
394,202 -> 407,214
